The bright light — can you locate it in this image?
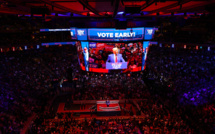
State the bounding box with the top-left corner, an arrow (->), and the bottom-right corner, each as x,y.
25,46 -> 27,50
117,12 -> 124,15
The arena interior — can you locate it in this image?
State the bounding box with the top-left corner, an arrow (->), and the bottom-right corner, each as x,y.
0,0 -> 215,134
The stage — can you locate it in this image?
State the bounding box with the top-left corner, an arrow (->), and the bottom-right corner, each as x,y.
96,100 -> 121,116
57,100 -> 122,116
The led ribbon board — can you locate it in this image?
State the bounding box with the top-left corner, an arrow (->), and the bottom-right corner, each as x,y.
41,42 -> 76,46
88,28 -> 144,41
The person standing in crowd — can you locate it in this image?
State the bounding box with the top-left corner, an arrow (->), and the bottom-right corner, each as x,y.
106,98 -> 110,107
83,47 -> 89,71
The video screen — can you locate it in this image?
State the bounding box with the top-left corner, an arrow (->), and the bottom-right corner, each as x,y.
76,41 -> 89,71
76,41 -> 150,73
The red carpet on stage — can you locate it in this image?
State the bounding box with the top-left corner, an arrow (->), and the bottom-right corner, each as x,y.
96,100 -> 121,114
97,104 -> 121,112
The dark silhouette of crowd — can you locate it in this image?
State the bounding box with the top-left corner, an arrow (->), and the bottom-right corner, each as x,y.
0,45 -> 78,133
145,45 -> 215,133
153,14 -> 215,44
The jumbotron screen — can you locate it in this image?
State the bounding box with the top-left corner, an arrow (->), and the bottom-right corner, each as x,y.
76,41 -> 150,73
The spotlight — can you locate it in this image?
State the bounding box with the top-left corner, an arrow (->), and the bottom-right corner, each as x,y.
117,12 -> 124,15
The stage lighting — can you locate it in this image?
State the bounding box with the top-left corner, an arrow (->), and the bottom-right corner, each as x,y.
117,12 -> 124,15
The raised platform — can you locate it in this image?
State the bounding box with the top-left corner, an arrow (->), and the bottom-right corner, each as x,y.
96,100 -> 121,116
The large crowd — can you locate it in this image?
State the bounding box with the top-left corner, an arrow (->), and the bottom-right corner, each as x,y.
0,13 -> 215,133
146,45 -> 215,105
145,45 -> 215,133
27,46 -> 214,133
0,45 -> 78,133
0,43 -> 214,133
29,117 -> 194,134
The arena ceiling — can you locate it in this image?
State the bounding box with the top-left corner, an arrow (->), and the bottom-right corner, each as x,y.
0,0 -> 215,17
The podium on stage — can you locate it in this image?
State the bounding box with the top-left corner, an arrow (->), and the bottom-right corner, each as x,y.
96,100 -> 121,116
106,62 -> 127,70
